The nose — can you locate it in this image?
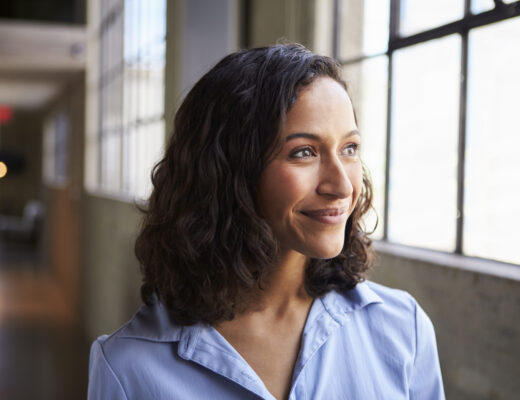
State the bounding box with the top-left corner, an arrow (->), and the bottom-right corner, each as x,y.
316,155 -> 353,199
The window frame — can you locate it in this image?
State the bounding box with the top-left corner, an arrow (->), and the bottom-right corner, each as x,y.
333,0 -> 520,265
88,0 -> 166,200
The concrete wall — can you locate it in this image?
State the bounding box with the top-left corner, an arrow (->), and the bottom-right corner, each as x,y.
371,244 -> 520,400
81,195 -> 142,340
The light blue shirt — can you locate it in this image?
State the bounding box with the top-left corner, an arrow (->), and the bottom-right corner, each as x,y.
88,281 -> 445,399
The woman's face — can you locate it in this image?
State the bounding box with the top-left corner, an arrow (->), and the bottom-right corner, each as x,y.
257,77 -> 362,259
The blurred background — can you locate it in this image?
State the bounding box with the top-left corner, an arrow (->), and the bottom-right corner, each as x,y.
0,0 -> 519,399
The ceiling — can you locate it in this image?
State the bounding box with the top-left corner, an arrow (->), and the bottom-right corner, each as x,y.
0,19 -> 86,111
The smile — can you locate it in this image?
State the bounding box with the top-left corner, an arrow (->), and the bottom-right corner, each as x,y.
300,208 -> 348,225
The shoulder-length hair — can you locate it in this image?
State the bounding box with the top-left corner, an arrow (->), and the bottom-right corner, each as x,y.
135,43 -> 374,325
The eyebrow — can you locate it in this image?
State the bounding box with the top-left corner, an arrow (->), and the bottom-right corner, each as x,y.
285,129 -> 360,142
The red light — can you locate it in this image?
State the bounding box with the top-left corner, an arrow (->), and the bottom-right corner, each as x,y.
0,105 -> 13,124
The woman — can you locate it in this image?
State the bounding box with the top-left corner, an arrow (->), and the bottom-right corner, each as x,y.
88,44 -> 445,400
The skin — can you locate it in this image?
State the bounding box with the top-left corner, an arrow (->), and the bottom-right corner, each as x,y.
215,77 -> 363,400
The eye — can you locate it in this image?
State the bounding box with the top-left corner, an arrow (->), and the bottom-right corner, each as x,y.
290,146 -> 316,159
341,143 -> 359,157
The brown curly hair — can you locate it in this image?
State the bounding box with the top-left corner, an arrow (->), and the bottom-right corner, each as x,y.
135,44 -> 375,325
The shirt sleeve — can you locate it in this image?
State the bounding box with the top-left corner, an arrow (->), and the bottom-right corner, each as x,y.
409,302 -> 446,400
88,338 -> 129,400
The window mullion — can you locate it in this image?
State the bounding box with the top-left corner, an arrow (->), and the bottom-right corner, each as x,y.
383,51 -> 393,241
389,0 -> 400,41
383,0 -> 399,240
456,28 -> 469,255
97,2 -> 105,188
332,0 -> 340,60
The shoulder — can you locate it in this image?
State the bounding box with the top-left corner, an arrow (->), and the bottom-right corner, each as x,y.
333,281 -> 438,363
88,302 -> 187,399
363,280 -> 435,330
325,284 -> 444,398
364,280 -> 417,313
332,281 -> 437,352
361,280 -> 435,331
329,280 -> 418,318
323,282 -> 445,398
119,300 -> 184,341
89,302 -> 184,378
358,281 -> 439,363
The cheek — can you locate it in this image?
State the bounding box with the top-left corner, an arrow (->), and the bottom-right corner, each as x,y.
348,162 -> 364,207
258,164 -> 314,219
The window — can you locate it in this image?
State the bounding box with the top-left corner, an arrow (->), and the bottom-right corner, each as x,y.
85,0 -> 166,200
43,110 -> 69,187
333,0 -> 520,265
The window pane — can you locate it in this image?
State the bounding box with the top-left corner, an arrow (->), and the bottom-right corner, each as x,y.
121,0 -> 166,198
339,0 -> 390,60
471,0 -> 517,13
43,112 -> 69,187
389,35 -> 460,251
343,56 -> 388,238
400,0 -> 464,36
54,112 -> 69,185
124,0 -> 138,62
123,126 -> 137,193
464,17 -> 520,265
101,130 -> 122,192
471,0 -> 494,14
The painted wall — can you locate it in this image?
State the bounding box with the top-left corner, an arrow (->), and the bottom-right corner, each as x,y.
165,0 -> 239,127
249,0 -> 314,48
42,75 -> 85,325
370,248 -> 520,400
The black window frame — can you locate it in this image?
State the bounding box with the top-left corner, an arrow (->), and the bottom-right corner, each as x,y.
333,0 -> 520,262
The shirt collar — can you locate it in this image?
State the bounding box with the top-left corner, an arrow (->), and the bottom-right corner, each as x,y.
320,280 -> 384,321
117,281 -> 383,343
118,300 -> 184,342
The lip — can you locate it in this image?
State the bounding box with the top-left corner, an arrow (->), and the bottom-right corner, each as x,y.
300,207 -> 348,225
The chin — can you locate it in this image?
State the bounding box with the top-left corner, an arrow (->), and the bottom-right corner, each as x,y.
304,240 -> 345,260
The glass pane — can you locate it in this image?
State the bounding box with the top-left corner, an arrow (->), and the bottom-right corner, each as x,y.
471,0 -> 494,14
389,35 -> 461,251
123,126 -> 137,194
150,66 -> 164,118
343,56 -> 388,239
153,0 -> 167,42
135,122 -> 163,200
464,17 -> 520,265
54,112 -> 69,185
339,0 -> 390,60
139,120 -> 164,199
124,0 -> 137,62
400,0 -> 464,36
101,130 -> 122,192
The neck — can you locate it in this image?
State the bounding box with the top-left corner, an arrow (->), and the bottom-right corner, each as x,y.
245,250 -> 312,316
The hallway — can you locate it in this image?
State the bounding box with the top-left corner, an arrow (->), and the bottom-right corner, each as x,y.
0,249 -> 89,400
0,5 -> 91,398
